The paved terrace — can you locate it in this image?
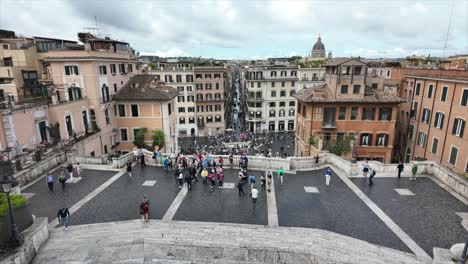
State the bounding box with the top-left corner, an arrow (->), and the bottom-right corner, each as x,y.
21,154 -> 467,263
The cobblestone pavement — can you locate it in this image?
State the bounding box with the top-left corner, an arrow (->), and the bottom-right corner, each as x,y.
351,177 -> 468,256
70,165 -> 180,224
23,168 -> 115,223
275,169 -> 410,253
174,169 -> 268,225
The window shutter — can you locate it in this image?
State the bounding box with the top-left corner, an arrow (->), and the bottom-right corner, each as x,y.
452,119 -> 458,135
65,66 -> 70,75
74,66 -> 79,75
440,114 -> 444,128
368,134 -> 373,146
461,120 -> 465,137
434,113 -> 438,127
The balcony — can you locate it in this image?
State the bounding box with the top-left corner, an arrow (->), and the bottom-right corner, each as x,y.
321,121 -> 336,129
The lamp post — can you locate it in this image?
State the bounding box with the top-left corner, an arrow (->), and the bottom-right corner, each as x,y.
0,162 -> 23,247
351,131 -> 358,163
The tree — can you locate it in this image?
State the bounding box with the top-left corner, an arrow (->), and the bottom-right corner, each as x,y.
152,130 -> 165,149
133,128 -> 148,148
46,122 -> 61,145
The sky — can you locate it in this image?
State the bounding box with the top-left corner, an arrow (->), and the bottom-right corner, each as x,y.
1,0 -> 467,59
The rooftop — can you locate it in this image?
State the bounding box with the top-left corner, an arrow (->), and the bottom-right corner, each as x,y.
294,83 -> 404,103
113,74 -> 178,101
325,58 -> 367,66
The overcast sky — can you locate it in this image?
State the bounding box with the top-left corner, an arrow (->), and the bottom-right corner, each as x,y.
1,0 -> 467,59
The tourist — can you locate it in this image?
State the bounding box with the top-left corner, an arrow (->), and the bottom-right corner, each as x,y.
178,171 -> 184,188
46,173 -> 54,191
411,163 -> 418,181
184,171 -> 192,191
209,169 -> 216,189
201,168 -> 208,185
325,167 -> 332,186
75,163 -> 81,177
251,185 -> 259,205
314,154 -> 319,166
189,164 -> 198,183
217,170 -> 224,188
362,161 -> 369,177
260,172 -> 266,191
237,180 -> 245,196
66,163 -> 74,179
163,157 -> 168,173
249,174 -> 256,190
218,156 -> 224,168
133,147 -> 139,162
58,173 -> 66,191
229,153 -> 234,168
397,161 -> 404,178
167,157 -> 173,171
369,169 -> 376,186
140,154 -> 146,169
57,207 -> 70,230
277,167 -> 284,184
139,195 -> 150,223
266,172 -> 272,192
126,162 -> 132,177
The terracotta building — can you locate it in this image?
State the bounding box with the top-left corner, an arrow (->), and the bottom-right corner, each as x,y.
391,68 -> 468,174
113,75 -> 178,153
193,66 -> 226,136
294,58 -> 403,163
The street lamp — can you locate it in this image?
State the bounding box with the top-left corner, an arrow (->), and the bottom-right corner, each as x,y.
351,131 -> 358,163
0,162 -> 23,247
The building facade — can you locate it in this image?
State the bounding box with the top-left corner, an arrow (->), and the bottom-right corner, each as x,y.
294,58 -> 403,163
193,66 -> 226,137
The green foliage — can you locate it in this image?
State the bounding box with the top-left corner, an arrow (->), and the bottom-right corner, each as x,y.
309,137 -> 319,148
152,130 -> 165,148
149,63 -> 157,70
0,193 -> 28,217
133,128 -> 148,148
414,157 -> 427,161
322,136 -> 352,156
298,59 -> 326,68
46,122 -> 61,144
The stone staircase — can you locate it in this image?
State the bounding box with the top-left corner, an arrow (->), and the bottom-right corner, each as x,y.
32,220 -> 428,264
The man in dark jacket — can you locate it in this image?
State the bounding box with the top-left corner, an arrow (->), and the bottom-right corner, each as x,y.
57,208 -> 70,230
66,163 -> 74,179
185,172 -> 192,191
397,161 -> 404,178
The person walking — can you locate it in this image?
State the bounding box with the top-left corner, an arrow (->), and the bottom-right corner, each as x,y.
75,163 -> 81,177
168,157 -> 173,171
362,161 -> 369,177
46,174 -> 54,191
397,161 -> 404,178
178,171 -> 184,188
184,172 -> 192,191
314,155 -> 319,166
251,186 -> 259,205
126,162 -> 133,177
237,180 -> 245,196
66,163 -> 74,179
266,171 -> 272,192
58,173 -> 66,191
260,172 -> 266,191
411,163 -> 418,181
369,169 -> 376,186
229,153 -> 234,169
218,156 -> 224,168
325,167 -> 332,186
201,168 -> 208,185
139,195 -> 150,223
249,174 -> 256,190
162,156 -> 168,173
217,171 -> 224,188
277,167 -> 284,184
209,169 -> 216,189
140,154 -> 146,169
57,207 -> 70,230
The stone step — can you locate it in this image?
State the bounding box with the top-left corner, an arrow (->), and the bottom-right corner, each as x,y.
34,220 -> 428,264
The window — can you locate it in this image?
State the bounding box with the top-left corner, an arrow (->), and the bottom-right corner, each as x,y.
155,75 -> 161,80
362,107 -> 375,120
379,107 -> 392,121
113,83 -> 117,93
280,91 -> 286,97
289,101 -> 295,107
118,104 -> 126,117
196,74 -> 202,79
415,83 -> 421,96
289,109 -> 295,116
291,71 -> 297,77
427,84 -> 434,98
188,95 -> 194,102
323,108 -> 336,127
279,110 -> 285,117
215,105 -> 221,111
120,129 -> 128,141
189,117 -> 195,124
360,133 -> 372,146
119,64 -> 126,74
165,75 -> 173,83
130,104 -> 139,117
205,74 -> 212,79
351,107 -> 358,120
386,71 -> 390,77
353,85 -> 361,94
290,90 -> 296,96
99,65 -> 107,75
168,103 -> 172,115
197,105 -> 204,112
178,107 -> 185,113
462,89 -> 468,106
176,75 -> 182,83
188,107 -> 195,112
449,146 -> 458,165
214,73 -> 221,79
421,108 -> 431,123
250,82 -> 254,88
281,71 -> 286,77
271,71 -> 277,77
186,75 -> 193,82
338,107 -> 346,120
376,134 -> 388,146
271,82 -> 275,88
452,118 -> 465,137
434,112 -> 444,129
417,132 -> 427,147
216,83 -> 220,89
178,96 -> 185,102
279,102 -> 285,107
291,81 -> 295,87
177,86 -> 184,93
206,116 -> 213,123
64,65 -> 79,75
408,125 -> 414,139
269,102 -> 276,108
410,101 -> 418,118
128,64 -> 133,73
206,105 -> 213,111
179,118 -> 186,124
110,64 -> 116,74
271,91 -> 276,97
196,84 -> 203,90
206,83 -> 212,89
215,116 -> 222,122
431,138 -> 439,154
340,85 -> 348,94
281,81 -> 285,87
441,86 -> 448,102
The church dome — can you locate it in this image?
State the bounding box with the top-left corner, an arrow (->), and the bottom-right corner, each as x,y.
312,36 -> 325,50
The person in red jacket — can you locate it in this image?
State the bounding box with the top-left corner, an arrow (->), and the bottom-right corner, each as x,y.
139,195 -> 150,223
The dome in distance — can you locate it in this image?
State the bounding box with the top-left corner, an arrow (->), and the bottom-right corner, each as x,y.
312,36 -> 325,51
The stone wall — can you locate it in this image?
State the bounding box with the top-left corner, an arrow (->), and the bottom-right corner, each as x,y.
13,151 -> 67,186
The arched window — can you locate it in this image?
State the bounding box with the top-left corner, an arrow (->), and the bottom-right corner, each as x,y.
89,109 -> 97,131
269,110 -> 276,117
289,109 -> 295,116
279,109 -> 285,117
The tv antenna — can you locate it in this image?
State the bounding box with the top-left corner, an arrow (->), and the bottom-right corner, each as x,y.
84,16 -> 99,35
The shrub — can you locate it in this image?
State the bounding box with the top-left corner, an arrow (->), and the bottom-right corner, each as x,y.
152,130 -> 165,149
133,128 -> 148,148
0,193 -> 28,217
309,137 -> 319,148
322,136 -> 352,156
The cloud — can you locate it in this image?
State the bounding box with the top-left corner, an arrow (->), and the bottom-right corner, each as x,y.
141,48 -> 191,58
0,0 -> 466,59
